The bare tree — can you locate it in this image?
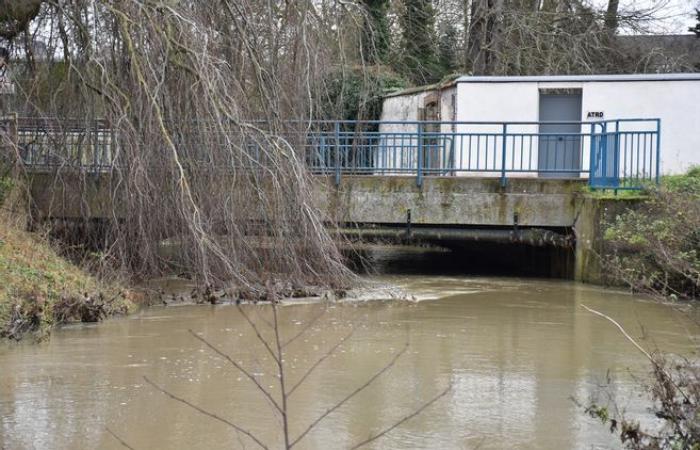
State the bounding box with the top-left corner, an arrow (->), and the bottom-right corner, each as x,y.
604,0 -> 620,34
1,1 -> 389,296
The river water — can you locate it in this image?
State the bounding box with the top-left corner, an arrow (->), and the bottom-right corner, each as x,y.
1,249 -> 698,449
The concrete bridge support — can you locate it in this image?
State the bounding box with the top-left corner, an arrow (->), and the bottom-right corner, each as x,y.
26,172 -> 627,282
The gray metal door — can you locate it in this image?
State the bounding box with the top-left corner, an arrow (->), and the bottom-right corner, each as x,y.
538,93 -> 582,178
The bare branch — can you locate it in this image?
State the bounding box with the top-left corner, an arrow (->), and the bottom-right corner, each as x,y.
580,305 -> 692,404
581,304 -> 653,361
349,383 -> 453,449
188,329 -> 283,415
290,343 -> 409,448
143,376 -> 268,450
282,307 -> 327,349
106,427 -> 136,450
236,306 -> 281,364
288,328 -> 355,397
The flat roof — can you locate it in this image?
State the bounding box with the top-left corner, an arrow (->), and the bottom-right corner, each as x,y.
384,73 -> 700,98
454,73 -> 700,83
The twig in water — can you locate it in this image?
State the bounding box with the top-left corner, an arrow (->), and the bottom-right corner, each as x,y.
106,427 -> 136,450
143,376 -> 269,450
349,383 -> 453,449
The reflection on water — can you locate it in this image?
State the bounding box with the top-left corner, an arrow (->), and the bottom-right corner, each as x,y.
1,261 -> 699,449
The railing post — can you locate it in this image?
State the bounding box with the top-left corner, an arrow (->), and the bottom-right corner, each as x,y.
500,123 -> 507,187
334,121 -> 341,186
600,122 -> 608,186
614,119 -> 620,187
655,119 -> 661,184
416,122 -> 423,188
588,122 -> 596,187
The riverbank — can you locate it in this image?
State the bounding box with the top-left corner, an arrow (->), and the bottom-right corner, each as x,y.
0,180 -> 133,341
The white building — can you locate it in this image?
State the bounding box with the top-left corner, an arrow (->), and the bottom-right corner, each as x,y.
378,74 -> 700,180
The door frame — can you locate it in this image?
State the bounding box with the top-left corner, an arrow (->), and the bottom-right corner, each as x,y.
537,88 -> 583,178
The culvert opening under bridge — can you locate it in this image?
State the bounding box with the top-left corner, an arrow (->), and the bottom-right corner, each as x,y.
344,226 -> 576,279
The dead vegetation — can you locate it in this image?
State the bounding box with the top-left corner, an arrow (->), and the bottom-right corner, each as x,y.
0,178 -> 132,340
1,0 -> 368,299
581,305 -> 700,450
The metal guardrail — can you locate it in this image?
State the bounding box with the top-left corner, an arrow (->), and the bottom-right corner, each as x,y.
15,117 -> 114,172
303,119 -> 661,189
1,114 -> 18,169
12,117 -> 660,190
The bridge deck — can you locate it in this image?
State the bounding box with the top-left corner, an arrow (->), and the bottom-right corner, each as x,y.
317,175 -> 585,228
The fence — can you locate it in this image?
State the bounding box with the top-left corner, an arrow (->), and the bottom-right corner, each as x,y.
304,119 -> 661,189
15,117 -> 113,172
14,117 -> 660,189
1,114 -> 17,169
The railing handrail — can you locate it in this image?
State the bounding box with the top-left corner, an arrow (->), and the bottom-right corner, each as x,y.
12,117 -> 660,127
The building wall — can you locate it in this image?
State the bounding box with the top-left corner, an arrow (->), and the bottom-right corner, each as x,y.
377,88 -> 456,172
582,81 -> 699,174
455,80 -> 700,175
377,93 -> 427,172
455,83 -> 544,177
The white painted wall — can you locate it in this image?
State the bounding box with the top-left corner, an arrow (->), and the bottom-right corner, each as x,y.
453,80 -> 700,175
582,81 -> 699,174
377,88 -> 457,172
377,93 -> 426,172
455,83 -> 543,177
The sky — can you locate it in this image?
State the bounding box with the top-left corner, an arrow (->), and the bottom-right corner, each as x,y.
594,0 -> 700,34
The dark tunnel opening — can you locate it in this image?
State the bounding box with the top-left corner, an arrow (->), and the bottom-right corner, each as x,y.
345,233 -> 576,279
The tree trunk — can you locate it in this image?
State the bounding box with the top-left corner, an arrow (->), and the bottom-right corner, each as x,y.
604,0 -> 620,34
466,0 -> 503,75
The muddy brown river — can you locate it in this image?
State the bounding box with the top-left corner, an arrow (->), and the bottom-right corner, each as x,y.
1,267 -> 699,449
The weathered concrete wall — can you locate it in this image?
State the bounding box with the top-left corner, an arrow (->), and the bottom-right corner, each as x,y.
315,175 -> 586,228
28,172 -> 122,220
28,170 -> 640,283
573,196 -> 641,284
31,173 -> 588,229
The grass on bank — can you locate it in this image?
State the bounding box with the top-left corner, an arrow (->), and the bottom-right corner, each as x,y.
0,180 -> 132,341
584,165 -> 700,199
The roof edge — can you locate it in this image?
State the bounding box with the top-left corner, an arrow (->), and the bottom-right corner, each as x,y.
454,73 -> 700,83
383,76 -> 460,98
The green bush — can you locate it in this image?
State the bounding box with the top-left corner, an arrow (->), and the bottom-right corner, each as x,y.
321,66 -> 406,121
660,165 -> 700,195
603,167 -> 700,300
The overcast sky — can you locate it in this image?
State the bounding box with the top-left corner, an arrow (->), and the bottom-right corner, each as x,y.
594,0 -> 700,34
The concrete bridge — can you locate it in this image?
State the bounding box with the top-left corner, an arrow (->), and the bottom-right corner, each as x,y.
24,170 -> 615,281
5,116 -> 653,282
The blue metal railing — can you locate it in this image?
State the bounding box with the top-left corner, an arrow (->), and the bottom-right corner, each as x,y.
304,119 -> 660,189
15,118 -> 114,172
13,117 -> 660,190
